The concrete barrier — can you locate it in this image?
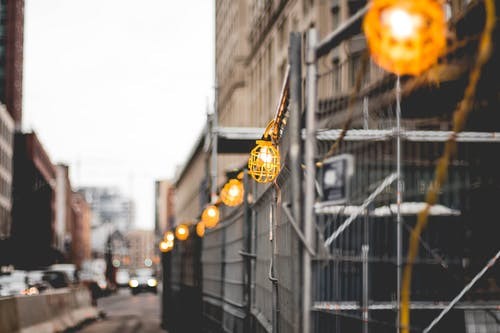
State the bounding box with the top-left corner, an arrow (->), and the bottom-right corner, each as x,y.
0,286 -> 98,333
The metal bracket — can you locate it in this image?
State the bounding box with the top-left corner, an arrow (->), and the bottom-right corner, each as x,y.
238,250 -> 257,259
268,261 -> 278,283
324,173 -> 398,247
282,202 -> 316,256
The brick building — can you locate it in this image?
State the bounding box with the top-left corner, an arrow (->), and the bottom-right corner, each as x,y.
10,132 -> 57,269
0,0 -> 25,127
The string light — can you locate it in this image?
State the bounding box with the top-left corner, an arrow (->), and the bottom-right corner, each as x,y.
248,140 -> 280,183
363,0 -> 446,75
164,231 -> 174,242
196,222 -> 205,238
202,205 -> 220,228
175,224 -> 190,241
159,239 -> 174,253
220,179 -> 244,206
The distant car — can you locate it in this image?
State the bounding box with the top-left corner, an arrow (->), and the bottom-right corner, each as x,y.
128,268 -> 157,295
115,269 -> 130,288
49,264 -> 77,284
0,271 -> 29,297
25,270 -> 52,294
42,270 -> 70,289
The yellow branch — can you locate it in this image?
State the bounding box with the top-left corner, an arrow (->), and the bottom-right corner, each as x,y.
400,0 -> 496,332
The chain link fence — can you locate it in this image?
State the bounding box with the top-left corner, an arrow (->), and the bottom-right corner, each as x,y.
163,2 -> 500,332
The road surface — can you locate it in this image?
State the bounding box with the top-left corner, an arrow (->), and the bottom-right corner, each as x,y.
76,288 -> 167,333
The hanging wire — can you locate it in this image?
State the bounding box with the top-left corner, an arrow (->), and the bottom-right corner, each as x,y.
400,0 -> 497,332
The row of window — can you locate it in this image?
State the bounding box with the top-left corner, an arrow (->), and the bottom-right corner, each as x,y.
0,146 -> 11,172
0,204 -> 10,238
0,174 -> 10,200
0,117 -> 12,146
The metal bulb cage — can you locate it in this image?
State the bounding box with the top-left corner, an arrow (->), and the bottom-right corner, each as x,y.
196,222 -> 205,238
248,140 -> 281,183
202,205 -> 220,229
220,179 -> 244,207
363,0 -> 446,76
175,224 -> 190,241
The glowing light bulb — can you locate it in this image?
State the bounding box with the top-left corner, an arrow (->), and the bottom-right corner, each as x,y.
382,7 -> 421,40
258,147 -> 273,164
196,222 -> 205,238
175,224 -> 189,241
202,205 -> 220,228
220,179 -> 244,207
159,239 -> 174,252
164,231 -> 174,242
248,140 -> 280,183
159,241 -> 169,252
363,0 -> 446,75
228,185 -> 240,197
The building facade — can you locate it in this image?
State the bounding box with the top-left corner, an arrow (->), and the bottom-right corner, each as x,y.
78,186 -> 135,256
154,179 -> 175,236
55,164 -> 74,255
10,132 -> 57,269
0,0 -> 24,127
70,192 -> 92,269
174,129 -> 209,224
126,229 -> 156,271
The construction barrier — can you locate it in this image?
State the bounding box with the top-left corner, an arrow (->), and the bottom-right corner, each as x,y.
0,286 -> 98,333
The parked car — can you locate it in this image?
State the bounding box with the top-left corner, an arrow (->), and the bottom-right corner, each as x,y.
128,268 -> 157,295
0,270 -> 28,297
48,264 -> 77,284
42,270 -> 70,289
25,270 -> 52,294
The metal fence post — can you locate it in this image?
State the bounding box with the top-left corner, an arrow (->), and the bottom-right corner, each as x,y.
243,170 -> 252,333
289,31 -> 303,333
304,28 -> 318,333
211,83 -> 219,204
396,76 -> 403,333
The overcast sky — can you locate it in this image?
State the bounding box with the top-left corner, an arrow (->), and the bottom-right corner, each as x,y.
23,0 -> 215,230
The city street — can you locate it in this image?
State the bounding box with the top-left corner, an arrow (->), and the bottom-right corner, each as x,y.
76,289 -> 166,333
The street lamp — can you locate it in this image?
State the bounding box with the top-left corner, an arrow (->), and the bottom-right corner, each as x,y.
363,0 -> 446,75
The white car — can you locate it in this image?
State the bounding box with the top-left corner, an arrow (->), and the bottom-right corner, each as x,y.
0,271 -> 28,297
115,269 -> 130,288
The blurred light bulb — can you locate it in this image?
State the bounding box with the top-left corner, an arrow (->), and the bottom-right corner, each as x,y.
202,205 -> 220,228
159,240 -> 169,252
228,185 -> 240,197
165,231 -> 174,242
175,224 -> 190,240
196,222 -> 205,238
382,7 -> 421,40
258,147 -> 273,165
